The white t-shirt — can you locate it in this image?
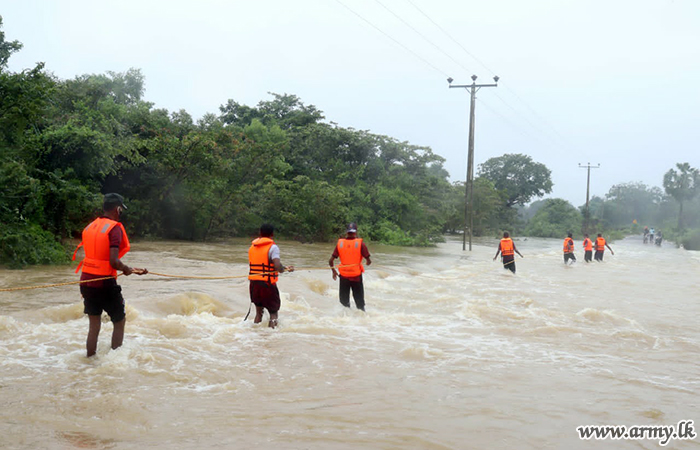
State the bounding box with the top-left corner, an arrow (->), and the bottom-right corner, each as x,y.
268,244 -> 280,261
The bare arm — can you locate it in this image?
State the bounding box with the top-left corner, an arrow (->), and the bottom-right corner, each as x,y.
272,257 -> 294,274
606,244 -> 614,255
329,255 -> 338,280
109,248 -> 147,275
493,245 -> 501,260
513,243 -> 524,258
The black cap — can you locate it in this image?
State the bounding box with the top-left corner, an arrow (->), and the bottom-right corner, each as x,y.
347,222 -> 357,233
103,193 -> 127,211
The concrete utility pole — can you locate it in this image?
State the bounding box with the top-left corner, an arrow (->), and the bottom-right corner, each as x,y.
578,162 -> 600,233
448,75 -> 498,251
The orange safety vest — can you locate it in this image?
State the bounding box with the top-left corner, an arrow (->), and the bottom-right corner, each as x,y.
583,238 -> 593,251
73,217 -> 130,276
596,237 -> 606,251
563,237 -> 574,253
248,237 -> 278,284
337,238 -> 364,278
500,238 -> 514,256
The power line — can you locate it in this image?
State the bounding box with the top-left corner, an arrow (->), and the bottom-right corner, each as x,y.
476,97 -> 545,146
404,0 -> 576,151
333,0 -> 449,78
372,0 -> 473,75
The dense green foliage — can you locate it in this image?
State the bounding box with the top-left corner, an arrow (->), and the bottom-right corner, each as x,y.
3,16 -> 699,267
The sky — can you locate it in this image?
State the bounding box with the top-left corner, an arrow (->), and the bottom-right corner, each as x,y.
3,0 -> 700,207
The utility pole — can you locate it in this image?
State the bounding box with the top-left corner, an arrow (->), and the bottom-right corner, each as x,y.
578,162 -> 600,233
448,75 -> 499,251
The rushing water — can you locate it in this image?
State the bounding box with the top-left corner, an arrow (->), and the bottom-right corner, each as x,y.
0,236 -> 698,449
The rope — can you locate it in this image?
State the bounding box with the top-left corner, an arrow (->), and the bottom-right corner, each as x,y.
0,275 -> 120,292
0,265 -> 349,292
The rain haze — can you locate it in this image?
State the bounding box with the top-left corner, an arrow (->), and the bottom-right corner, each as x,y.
4,0 -> 699,206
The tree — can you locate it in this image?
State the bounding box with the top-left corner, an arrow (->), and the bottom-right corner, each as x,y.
477,154 -> 553,207
0,16 -> 22,71
597,182 -> 664,229
663,163 -> 700,230
525,198 -> 582,238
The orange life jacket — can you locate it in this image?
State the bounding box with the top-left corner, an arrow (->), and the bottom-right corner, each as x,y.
583,238 -> 593,251
73,217 -> 130,276
596,237 -> 606,251
563,237 -> 574,253
500,238 -> 514,256
337,238 -> 364,278
248,237 -> 278,284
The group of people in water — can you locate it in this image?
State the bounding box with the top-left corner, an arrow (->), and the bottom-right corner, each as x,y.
643,226 -> 663,246
75,193 -> 645,356
73,194 -> 372,356
493,231 -> 615,272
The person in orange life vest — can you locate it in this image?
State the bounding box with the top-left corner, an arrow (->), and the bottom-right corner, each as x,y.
594,233 -> 614,262
582,233 -> 594,263
563,232 -> 576,265
248,224 -> 294,328
75,193 -> 147,357
493,231 -> 523,273
329,222 -> 371,311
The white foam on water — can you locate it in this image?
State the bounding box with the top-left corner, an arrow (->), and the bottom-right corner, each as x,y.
0,237 -> 698,449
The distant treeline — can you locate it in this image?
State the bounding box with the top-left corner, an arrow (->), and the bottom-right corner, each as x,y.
1,17 -> 699,267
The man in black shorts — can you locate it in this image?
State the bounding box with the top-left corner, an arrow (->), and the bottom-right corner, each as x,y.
75,193 -> 147,357
248,224 -> 294,328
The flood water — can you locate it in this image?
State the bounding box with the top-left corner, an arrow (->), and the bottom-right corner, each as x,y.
0,236 -> 698,449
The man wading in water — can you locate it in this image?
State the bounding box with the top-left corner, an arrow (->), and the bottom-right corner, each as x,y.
494,231 -> 523,273
74,193 -> 148,357
248,224 -> 294,328
594,233 -> 614,262
329,222 -> 371,311
563,232 -> 576,265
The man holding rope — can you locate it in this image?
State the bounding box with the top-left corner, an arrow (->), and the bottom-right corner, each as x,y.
74,193 -> 147,357
248,224 -> 294,328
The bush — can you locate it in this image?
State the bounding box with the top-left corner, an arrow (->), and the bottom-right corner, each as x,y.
0,224 -> 70,268
680,229 -> 700,251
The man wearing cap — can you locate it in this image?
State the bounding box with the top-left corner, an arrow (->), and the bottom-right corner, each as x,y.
329,223 -> 372,311
74,193 -> 147,357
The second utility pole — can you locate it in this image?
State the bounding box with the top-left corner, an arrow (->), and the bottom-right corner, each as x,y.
449,75 -> 498,251
578,162 -> 600,233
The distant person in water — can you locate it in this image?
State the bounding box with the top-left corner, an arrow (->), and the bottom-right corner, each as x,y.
494,231 -> 523,273
649,227 -> 655,244
655,230 -> 663,246
248,224 -> 294,328
74,193 -> 148,357
594,233 -> 614,261
563,232 -> 576,264
582,234 -> 594,263
329,222 -> 372,311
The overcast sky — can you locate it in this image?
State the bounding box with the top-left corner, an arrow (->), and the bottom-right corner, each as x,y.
4,0 -> 699,206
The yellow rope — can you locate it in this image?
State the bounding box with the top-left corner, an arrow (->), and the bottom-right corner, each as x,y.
0,266 -> 348,291
0,275 -> 120,292
0,262 -> 503,292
